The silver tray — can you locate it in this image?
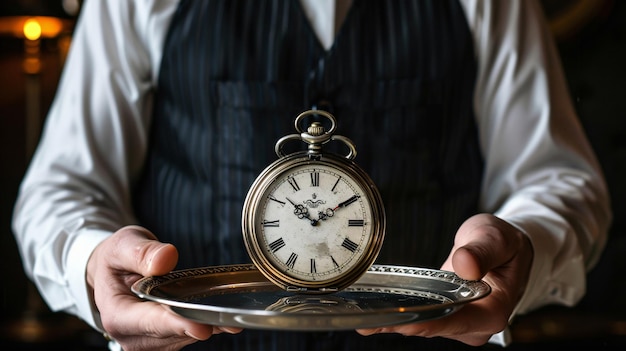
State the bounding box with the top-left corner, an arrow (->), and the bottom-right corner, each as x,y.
131,264 -> 490,331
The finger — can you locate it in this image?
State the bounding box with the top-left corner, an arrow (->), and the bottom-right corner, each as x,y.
449,215 -> 521,280
91,227 -> 214,350
452,245 -> 493,281
103,293 -> 214,345
356,328 -> 382,336
213,326 -> 244,335
357,297 -> 508,346
108,225 -> 179,276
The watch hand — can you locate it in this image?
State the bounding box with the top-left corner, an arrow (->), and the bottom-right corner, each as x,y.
320,195 -> 360,221
318,208 -> 335,221
287,197 -> 318,226
333,195 -> 360,210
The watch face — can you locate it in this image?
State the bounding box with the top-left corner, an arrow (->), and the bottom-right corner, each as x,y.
244,155 -> 384,290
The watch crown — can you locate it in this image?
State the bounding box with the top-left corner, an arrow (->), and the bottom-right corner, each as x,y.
275,110 -> 356,160
307,122 -> 325,136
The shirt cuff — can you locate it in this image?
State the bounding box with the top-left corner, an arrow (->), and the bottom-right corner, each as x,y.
495,200 -> 586,319
488,327 -> 512,346
66,228 -> 112,331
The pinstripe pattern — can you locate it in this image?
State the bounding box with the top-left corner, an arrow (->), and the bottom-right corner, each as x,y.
133,1 -> 482,349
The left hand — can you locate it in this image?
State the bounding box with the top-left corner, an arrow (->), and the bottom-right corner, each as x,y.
356,213 -> 534,346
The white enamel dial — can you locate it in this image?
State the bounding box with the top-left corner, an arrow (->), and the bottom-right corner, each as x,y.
258,163 -> 372,282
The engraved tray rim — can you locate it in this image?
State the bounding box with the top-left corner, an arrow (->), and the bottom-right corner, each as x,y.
131,264 -> 491,331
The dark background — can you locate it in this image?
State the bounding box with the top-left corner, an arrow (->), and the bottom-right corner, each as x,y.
1,1 -> 625,350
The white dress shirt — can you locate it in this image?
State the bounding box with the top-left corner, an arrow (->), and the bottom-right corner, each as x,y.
12,0 -> 611,348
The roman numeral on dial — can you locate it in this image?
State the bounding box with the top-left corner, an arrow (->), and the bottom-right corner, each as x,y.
268,195 -> 285,205
262,220 -> 280,227
287,177 -> 300,191
310,171 -> 319,187
348,219 -> 364,226
341,238 -> 359,252
268,238 -> 285,252
286,252 -> 298,268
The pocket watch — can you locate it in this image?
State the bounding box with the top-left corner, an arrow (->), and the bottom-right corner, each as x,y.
242,110 -> 386,293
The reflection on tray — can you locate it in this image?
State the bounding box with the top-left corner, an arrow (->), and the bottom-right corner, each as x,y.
266,295 -> 363,313
190,287 -> 450,314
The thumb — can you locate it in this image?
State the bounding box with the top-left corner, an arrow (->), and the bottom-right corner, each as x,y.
447,214 -> 520,281
107,225 -> 179,276
451,245 -> 490,281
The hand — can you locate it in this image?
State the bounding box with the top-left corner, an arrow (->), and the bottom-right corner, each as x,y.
287,197 -> 318,226
356,213 -> 534,346
333,195 -> 360,210
318,195 -> 360,221
87,225 -> 242,351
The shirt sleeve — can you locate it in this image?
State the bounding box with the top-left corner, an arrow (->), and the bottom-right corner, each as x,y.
461,0 -> 611,318
11,0 -> 179,331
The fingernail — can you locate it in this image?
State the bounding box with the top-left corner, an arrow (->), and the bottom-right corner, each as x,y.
219,326 -> 242,334
358,328 -> 382,336
184,330 -> 202,340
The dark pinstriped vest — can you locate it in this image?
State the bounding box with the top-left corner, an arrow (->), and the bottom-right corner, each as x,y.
134,1 -> 484,349
135,0 -> 482,290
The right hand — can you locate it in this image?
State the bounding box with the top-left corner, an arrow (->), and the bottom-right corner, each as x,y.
87,225 -> 241,351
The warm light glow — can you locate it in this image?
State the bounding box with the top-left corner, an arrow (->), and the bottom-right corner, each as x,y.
0,16 -> 69,39
23,18 -> 42,41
